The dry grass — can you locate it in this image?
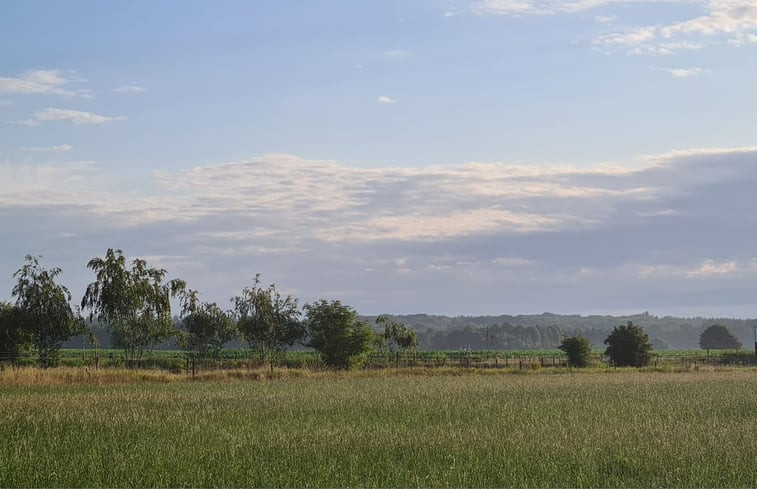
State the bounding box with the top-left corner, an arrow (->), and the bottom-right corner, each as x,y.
1,363 -> 755,386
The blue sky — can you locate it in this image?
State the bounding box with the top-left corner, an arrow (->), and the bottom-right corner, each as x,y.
2,0 -> 757,317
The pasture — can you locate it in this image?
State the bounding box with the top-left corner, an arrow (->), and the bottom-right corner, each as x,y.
0,369 -> 755,487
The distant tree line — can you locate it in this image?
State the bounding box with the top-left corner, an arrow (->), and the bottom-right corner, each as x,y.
416,323 -> 563,350
365,312 -> 756,351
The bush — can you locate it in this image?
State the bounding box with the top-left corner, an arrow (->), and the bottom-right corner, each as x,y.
559,335 -> 592,368
699,324 -> 742,350
304,300 -> 375,369
604,321 -> 653,367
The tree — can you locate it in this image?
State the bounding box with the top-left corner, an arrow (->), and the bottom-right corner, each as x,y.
81,249 -> 185,362
558,335 -> 592,368
604,321 -> 653,367
375,315 -> 418,352
304,299 -> 375,369
0,302 -> 31,363
699,324 -> 742,350
12,256 -> 83,367
179,289 -> 237,356
233,274 -> 304,370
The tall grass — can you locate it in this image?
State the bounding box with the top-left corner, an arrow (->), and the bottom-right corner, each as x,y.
0,371 -> 755,487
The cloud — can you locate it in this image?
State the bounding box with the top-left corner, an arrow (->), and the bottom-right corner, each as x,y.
112,85 -> 148,93
17,108 -> 126,125
19,144 -> 73,152
686,259 -> 740,278
0,161 -> 104,203
472,0 -> 664,16
727,32 -> 757,45
0,70 -> 90,97
491,257 -> 537,267
594,15 -> 617,23
662,67 -> 710,77
378,95 -> 397,104
2,147 -> 757,315
384,49 -> 412,59
594,0 -> 757,54
473,0 -> 757,54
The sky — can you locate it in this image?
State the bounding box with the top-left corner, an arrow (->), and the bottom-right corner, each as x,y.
1,0 -> 757,318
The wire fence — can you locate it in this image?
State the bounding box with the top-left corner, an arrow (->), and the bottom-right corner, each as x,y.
1,348 -> 755,375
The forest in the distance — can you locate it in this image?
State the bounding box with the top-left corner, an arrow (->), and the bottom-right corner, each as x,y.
371,312 -> 754,350
66,311 -> 755,351
376,312 -> 755,350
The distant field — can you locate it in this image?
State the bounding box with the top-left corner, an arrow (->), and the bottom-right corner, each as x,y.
0,370 -> 755,487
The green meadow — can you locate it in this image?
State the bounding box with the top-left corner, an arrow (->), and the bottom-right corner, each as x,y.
0,369 -> 755,487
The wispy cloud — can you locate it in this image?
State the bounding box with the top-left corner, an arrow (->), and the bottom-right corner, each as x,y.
686,259 -> 740,278
0,160 -> 103,200
378,95 -> 397,104
594,0 -> 757,54
19,144 -> 73,152
727,32 -> 757,45
472,0 -> 661,16
2,147 -> 757,315
112,84 -> 148,93
0,70 -> 90,97
662,67 -> 710,77
15,108 -> 126,126
384,49 -> 412,59
491,257 -> 537,267
473,0 -> 757,55
594,15 -> 617,23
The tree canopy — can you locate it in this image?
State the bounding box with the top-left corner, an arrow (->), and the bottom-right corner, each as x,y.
699,324 -> 742,350
12,255 -> 83,366
0,302 -> 31,362
81,249 -> 185,360
375,315 -> 418,352
233,274 -> 304,368
179,289 -> 237,356
604,321 -> 653,367
304,299 -> 374,369
559,335 -> 592,368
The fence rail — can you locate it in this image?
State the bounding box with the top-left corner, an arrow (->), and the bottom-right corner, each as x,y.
1,349 -> 755,373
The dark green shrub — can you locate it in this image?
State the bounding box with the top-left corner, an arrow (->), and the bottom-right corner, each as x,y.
559,335 -> 593,367
699,324 -> 742,350
304,300 -> 375,369
604,321 -> 653,367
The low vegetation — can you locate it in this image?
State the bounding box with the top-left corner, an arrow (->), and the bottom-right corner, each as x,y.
0,370 -> 755,487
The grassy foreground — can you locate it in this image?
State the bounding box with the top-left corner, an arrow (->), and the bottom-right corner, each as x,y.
0,370 -> 755,487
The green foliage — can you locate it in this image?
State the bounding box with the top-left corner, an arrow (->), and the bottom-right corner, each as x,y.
233,274 -> 304,366
558,335 -> 592,367
179,290 -> 237,356
375,315 -> 419,352
1,372 -> 756,487
304,299 -> 375,369
604,321 -> 653,367
699,324 -> 742,350
12,256 -> 83,367
0,302 -> 31,362
374,312 -> 756,350
81,249 -> 185,360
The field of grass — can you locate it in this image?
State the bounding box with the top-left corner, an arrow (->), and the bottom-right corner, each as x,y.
0,369 -> 755,487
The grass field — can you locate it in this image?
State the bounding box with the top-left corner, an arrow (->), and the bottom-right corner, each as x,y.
0,369 -> 755,487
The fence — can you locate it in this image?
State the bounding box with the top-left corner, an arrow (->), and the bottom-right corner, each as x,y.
1,349 -> 755,373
